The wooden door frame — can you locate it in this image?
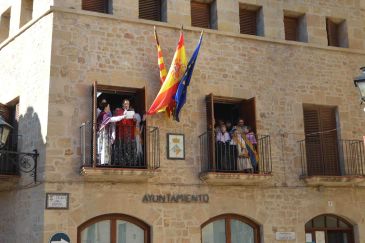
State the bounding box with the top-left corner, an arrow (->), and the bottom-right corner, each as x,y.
77,213 -> 151,243
201,213 -> 261,243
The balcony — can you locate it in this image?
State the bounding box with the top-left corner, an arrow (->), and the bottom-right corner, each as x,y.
299,138 -> 365,186
80,122 -> 160,182
199,132 -> 272,185
0,133 -> 38,190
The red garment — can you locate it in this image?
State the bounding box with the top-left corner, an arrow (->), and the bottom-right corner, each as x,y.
115,108 -> 136,140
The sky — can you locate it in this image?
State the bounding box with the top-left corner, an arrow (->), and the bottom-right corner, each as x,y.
0,0 -> 10,9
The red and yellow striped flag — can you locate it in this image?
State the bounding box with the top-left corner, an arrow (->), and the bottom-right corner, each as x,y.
148,30 -> 187,115
154,27 -> 168,85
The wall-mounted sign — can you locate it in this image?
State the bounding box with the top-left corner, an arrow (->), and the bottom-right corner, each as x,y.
315,231 -> 325,243
306,233 -> 313,243
142,194 -> 209,203
49,232 -> 70,243
167,133 -> 185,160
275,232 -> 296,241
46,193 -> 69,209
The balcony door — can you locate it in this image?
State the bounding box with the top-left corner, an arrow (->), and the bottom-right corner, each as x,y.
205,94 -> 256,171
92,81 -> 147,167
303,105 -> 339,176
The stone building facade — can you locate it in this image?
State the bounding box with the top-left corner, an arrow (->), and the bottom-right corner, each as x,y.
1,0 -> 365,242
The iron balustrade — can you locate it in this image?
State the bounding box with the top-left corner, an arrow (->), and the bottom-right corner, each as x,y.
0,133 -> 39,182
299,139 -> 365,176
80,122 -> 160,169
199,131 -> 272,174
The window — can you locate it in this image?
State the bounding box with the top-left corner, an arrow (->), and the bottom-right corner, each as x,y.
139,0 -> 166,22
92,82 -> 147,167
77,214 -> 150,243
326,18 -> 348,48
0,98 -> 19,175
239,4 -> 263,36
20,0 -> 33,28
191,0 -> 217,29
201,214 -> 260,243
305,214 -> 354,243
303,105 -> 339,176
204,94 -> 258,173
283,11 -> 307,42
82,0 -> 111,14
0,8 -> 11,43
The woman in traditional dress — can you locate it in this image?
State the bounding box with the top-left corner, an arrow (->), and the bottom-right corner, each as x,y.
133,112 -> 144,165
97,101 -> 126,165
231,129 -> 253,172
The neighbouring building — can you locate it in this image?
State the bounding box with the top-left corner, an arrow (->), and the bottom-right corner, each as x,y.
1,0 -> 365,242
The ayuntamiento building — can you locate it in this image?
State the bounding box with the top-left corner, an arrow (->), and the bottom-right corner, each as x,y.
1,0 -> 365,242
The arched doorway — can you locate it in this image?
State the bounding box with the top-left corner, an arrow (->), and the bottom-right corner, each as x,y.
77,213 -> 150,243
305,214 -> 354,243
201,214 -> 260,243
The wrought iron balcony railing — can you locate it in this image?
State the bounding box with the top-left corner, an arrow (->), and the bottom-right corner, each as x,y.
80,122 -> 160,170
299,138 -> 365,177
199,131 -> 272,174
0,133 -> 38,182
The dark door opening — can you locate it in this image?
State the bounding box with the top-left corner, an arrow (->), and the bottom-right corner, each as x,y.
205,94 -> 257,172
92,82 -> 147,168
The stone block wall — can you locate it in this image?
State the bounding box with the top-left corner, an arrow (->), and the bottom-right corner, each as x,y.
43,7 -> 365,242
0,0 -> 364,241
2,0 -> 365,49
48,0 -> 365,49
0,13 -> 53,243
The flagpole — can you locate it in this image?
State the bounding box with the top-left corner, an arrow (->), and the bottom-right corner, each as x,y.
154,26 -> 160,46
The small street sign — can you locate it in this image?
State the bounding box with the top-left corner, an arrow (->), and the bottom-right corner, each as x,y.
49,232 -> 70,243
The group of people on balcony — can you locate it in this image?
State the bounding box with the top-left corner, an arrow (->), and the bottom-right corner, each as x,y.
214,118 -> 258,173
96,98 -> 145,166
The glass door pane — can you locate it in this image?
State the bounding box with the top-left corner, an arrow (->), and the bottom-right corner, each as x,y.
116,220 -> 144,243
81,220 -> 110,243
327,231 -> 349,243
230,219 -> 254,243
202,219 -> 226,243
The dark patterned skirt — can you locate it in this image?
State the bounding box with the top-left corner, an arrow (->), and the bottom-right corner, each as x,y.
112,138 -> 137,167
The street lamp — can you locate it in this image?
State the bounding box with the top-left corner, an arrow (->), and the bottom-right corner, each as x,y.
0,115 -> 13,149
354,67 -> 365,102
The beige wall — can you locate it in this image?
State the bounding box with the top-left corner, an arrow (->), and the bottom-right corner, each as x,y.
0,0 -> 365,241
43,8 -> 365,243
0,12 -> 53,243
49,0 -> 365,49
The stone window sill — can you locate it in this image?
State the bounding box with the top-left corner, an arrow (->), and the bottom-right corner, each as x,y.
199,172 -> 272,186
0,175 -> 20,190
300,175 -> 365,187
80,166 -> 160,183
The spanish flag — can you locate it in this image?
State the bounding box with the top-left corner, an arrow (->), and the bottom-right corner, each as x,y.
148,30 -> 187,115
154,26 -> 168,85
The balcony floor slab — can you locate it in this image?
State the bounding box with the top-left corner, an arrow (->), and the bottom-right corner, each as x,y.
300,175 -> 365,187
0,175 -> 20,190
80,167 -> 160,183
199,172 -> 272,186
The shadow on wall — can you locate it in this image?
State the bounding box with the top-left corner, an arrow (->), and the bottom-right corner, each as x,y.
17,106 -> 45,185
0,106 -> 46,242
